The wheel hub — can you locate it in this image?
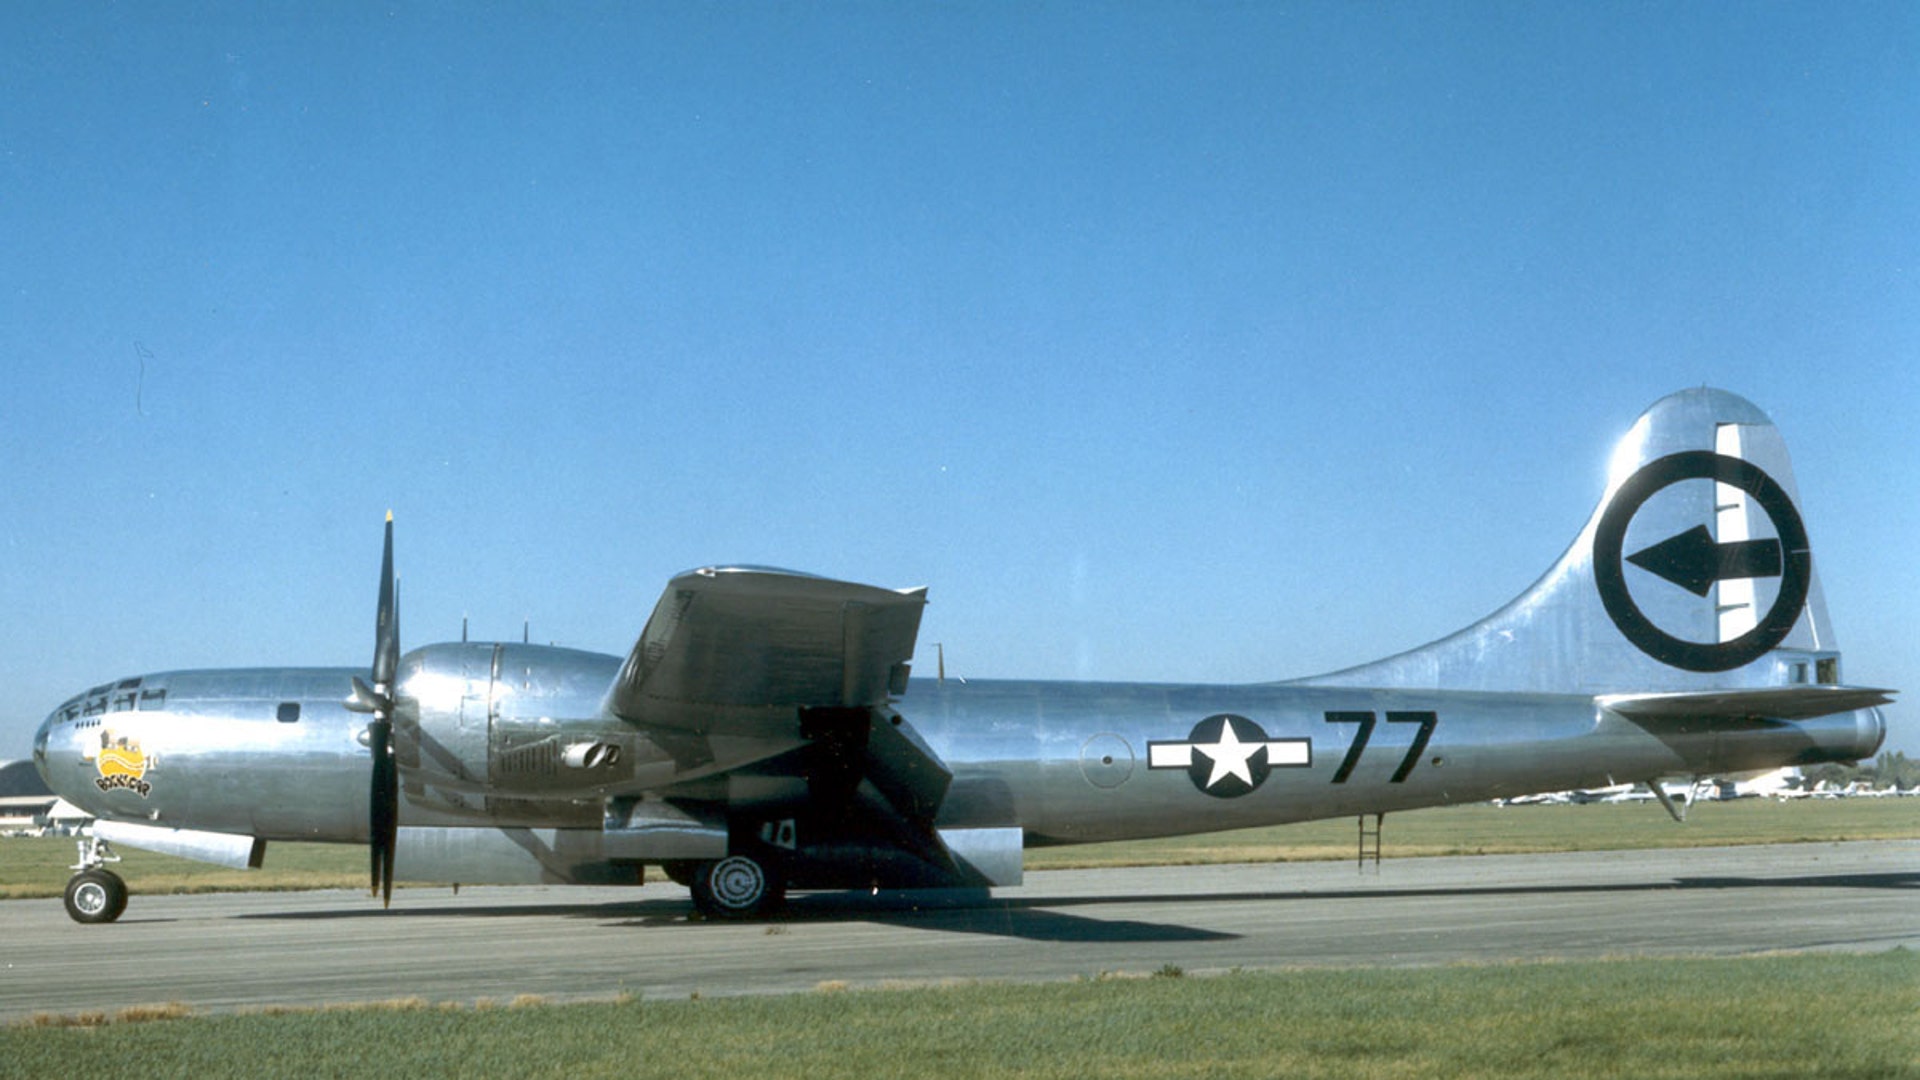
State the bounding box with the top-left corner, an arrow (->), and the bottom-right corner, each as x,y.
72,881 -> 107,916
709,855 -> 766,910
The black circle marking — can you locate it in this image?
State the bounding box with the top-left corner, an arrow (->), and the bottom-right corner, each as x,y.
1593,451 -> 1810,672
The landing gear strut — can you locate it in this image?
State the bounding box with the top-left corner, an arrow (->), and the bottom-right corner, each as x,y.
64,834 -> 129,924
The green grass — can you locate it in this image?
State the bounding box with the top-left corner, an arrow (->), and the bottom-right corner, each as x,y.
3,798 -> 1913,899
6,807 -> 1914,1075
1026,796 -> 1920,869
0,834 -> 374,900
4,953 -> 1915,1078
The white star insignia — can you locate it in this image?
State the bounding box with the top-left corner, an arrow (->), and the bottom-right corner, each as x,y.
1146,716 -> 1311,796
1194,720 -> 1263,788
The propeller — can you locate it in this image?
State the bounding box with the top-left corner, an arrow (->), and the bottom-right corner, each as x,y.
346,511 -> 400,907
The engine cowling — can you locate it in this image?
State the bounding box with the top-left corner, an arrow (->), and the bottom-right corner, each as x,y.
394,643 -> 641,809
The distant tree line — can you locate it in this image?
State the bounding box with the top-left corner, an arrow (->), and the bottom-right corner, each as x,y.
1802,750 -> 1918,790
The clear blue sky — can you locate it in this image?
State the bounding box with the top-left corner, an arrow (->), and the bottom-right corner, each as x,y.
3,4 -> 1915,758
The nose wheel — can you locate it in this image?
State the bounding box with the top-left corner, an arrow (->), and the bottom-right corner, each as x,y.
63,835 -> 129,924
64,868 -> 129,924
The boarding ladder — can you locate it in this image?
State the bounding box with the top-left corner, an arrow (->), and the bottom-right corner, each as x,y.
1357,812 -> 1383,873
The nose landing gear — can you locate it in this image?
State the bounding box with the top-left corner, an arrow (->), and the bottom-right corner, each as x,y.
63,834 -> 129,924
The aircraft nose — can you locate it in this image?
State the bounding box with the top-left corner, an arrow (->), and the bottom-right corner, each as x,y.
32,714 -> 52,783
33,699 -> 86,796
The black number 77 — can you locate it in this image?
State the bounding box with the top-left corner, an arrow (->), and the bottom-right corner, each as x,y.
1324,711 -> 1438,784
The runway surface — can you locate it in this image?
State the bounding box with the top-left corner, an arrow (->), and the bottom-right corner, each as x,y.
3,841 -> 1914,1020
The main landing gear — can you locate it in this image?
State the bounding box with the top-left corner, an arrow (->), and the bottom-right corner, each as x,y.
63,834 -> 129,924
677,854 -> 786,919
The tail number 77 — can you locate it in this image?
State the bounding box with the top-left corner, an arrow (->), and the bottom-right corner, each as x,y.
1324,711 -> 1438,784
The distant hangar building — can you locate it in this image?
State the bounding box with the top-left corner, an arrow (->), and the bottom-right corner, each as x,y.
0,758 -> 62,835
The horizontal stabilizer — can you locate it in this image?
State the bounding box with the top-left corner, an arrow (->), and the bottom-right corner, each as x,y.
1599,685 -> 1893,722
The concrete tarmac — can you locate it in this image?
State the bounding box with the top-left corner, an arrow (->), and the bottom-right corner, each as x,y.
2,841 -> 1914,1020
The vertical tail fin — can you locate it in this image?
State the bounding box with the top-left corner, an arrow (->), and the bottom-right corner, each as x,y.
1293,388 -> 1841,695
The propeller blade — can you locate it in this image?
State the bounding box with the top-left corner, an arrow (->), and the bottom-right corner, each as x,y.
373,511 -> 398,690
365,511 -> 400,908
368,714 -> 396,906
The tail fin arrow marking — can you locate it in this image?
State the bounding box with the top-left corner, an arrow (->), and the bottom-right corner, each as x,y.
1627,525 -> 1784,597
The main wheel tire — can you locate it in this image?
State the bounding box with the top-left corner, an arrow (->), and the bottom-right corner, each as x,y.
64,869 -> 128,924
688,855 -> 785,918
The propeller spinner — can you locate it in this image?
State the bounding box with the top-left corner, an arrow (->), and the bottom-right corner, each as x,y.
346,512 -> 400,907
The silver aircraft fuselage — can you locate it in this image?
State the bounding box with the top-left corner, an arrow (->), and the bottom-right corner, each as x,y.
27,389 -> 1898,919
34,649 -> 1885,849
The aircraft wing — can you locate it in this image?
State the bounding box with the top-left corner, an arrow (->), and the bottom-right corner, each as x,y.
608,566 -> 927,729
605,567 -> 965,882
607,566 -> 948,817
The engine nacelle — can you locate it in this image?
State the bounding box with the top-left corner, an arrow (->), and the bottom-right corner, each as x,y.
394,642 -> 643,804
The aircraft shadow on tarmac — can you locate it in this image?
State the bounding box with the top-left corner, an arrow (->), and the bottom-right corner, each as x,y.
231,869 -> 1917,944
237,893 -> 1234,944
